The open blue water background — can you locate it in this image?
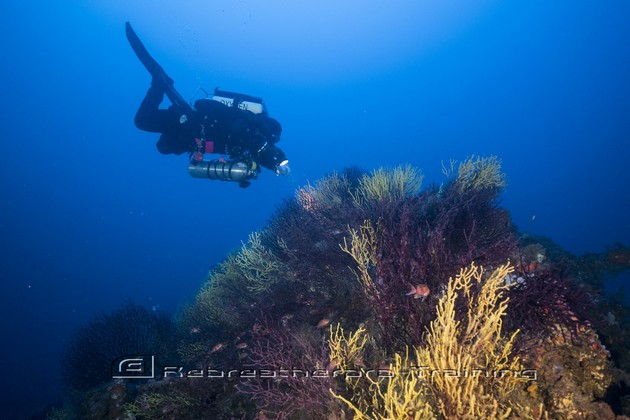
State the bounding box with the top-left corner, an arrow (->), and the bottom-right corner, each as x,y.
1,1 -> 628,417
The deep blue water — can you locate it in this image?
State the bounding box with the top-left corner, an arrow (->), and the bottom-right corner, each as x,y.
1,0 -> 629,417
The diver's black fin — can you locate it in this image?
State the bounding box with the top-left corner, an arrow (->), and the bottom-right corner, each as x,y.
125,22 -> 192,113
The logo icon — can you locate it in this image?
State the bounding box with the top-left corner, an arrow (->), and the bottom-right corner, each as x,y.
112,355 -> 155,379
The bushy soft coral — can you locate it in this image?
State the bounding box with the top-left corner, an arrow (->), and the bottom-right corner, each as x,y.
345,174 -> 517,350
62,303 -> 176,393
237,321 -> 340,419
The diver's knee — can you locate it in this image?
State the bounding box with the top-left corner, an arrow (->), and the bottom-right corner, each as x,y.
134,112 -> 147,130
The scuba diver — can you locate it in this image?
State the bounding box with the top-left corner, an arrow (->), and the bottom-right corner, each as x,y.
134,78 -> 290,187
127,22 -> 289,188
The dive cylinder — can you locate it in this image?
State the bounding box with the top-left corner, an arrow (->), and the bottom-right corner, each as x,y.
211,89 -> 266,115
188,160 -> 257,183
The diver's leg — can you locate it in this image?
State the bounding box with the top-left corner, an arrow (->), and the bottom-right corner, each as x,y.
134,84 -> 170,133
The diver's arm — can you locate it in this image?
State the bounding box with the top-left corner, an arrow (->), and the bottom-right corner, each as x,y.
258,144 -> 289,173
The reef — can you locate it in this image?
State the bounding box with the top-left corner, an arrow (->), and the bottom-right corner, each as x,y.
53,157 -> 630,419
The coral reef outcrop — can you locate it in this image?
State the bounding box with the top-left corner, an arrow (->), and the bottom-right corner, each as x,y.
55,158 -> 630,419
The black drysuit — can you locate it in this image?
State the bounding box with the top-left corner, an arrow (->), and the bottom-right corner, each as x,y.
134,85 -> 287,171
